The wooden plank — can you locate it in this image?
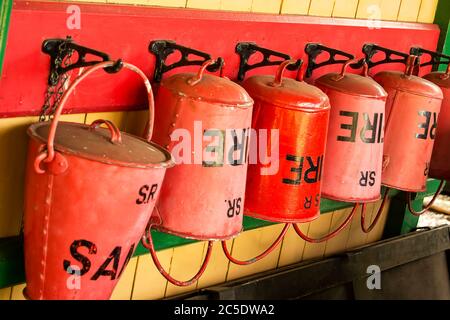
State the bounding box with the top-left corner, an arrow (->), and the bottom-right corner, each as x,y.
148,0 -> 187,8
0,287 -> 11,300
110,256 -> 138,300
196,241 -> 230,289
281,0 -> 311,15
226,224 -> 284,281
324,207 -> 353,257
10,283 -> 26,300
308,0 -> 335,17
131,250 -> 172,300
164,242 -> 207,297
367,198 -> 391,243
356,0 -> 402,21
346,203 -> 375,249
332,0 -> 358,18
380,0 -> 402,21
418,0 -> 438,23
356,0 -> 381,19
251,0 -> 282,14
107,0 -> 148,4
220,0 -> 252,12
302,212 -> 333,260
397,0 -> 421,22
277,223 -> 308,267
186,0 -> 221,10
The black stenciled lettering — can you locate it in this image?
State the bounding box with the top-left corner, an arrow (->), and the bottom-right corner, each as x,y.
226,198 -> 242,218
369,171 -> 376,187
91,246 -> 121,281
282,155 -> 303,185
360,171 -> 369,187
360,113 -> 379,144
228,129 -> 247,166
337,111 -> 358,142
136,185 -> 149,205
136,184 -> 158,205
203,129 -> 225,167
63,240 -> 97,276
416,111 -> 432,140
304,156 -> 322,183
304,196 -> 312,209
430,112 -> 438,140
360,171 -> 376,187
147,184 -> 158,203
378,113 -> 384,143
227,199 -> 236,218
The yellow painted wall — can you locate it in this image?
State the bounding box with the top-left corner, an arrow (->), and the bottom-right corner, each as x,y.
30,0 -> 438,23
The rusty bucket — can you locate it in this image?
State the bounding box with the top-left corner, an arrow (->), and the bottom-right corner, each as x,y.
23,61 -> 173,300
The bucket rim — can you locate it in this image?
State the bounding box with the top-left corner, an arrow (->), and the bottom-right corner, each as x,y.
28,121 -> 175,170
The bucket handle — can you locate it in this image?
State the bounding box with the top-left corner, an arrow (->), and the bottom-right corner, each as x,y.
269,60 -> 300,87
440,64 -> 450,80
187,59 -> 224,86
406,180 -> 446,216
34,61 -> 155,174
221,223 -> 290,265
332,58 -> 369,81
361,188 -> 390,233
141,222 -> 213,286
293,203 -> 362,243
89,119 -> 122,144
404,55 -> 418,77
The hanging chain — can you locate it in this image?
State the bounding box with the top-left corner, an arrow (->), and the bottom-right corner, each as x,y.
39,41 -> 74,122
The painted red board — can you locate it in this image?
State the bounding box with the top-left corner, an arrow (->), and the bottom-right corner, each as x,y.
0,1 -> 440,117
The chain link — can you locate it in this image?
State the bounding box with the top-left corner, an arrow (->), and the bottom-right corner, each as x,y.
40,41 -> 74,122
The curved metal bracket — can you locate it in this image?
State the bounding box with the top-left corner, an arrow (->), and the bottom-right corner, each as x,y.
42,36 -> 115,86
359,43 -> 415,69
149,40 -> 224,83
235,42 -> 301,81
304,43 -> 355,78
410,47 -> 450,68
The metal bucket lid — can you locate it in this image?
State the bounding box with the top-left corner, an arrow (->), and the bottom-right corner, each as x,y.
373,71 -> 444,99
29,121 -> 173,169
316,73 -> 388,99
243,75 -> 330,111
161,73 -> 254,108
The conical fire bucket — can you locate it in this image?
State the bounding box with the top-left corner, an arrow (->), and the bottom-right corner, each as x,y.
23,61 -> 173,300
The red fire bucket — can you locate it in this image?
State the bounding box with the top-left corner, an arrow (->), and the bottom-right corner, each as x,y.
23,61 -> 173,300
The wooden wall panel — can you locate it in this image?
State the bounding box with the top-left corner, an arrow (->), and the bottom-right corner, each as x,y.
131,250 -> 171,300
110,256 -> 138,300
226,224 -> 284,281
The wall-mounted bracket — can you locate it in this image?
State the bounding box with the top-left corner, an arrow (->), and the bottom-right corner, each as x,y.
42,36 -> 117,86
304,43 -> 354,78
235,42 -> 301,81
149,40 -> 224,83
410,47 -> 450,68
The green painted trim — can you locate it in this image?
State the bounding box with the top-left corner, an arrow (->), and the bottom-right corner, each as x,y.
435,0 -> 450,71
0,0 -> 12,75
